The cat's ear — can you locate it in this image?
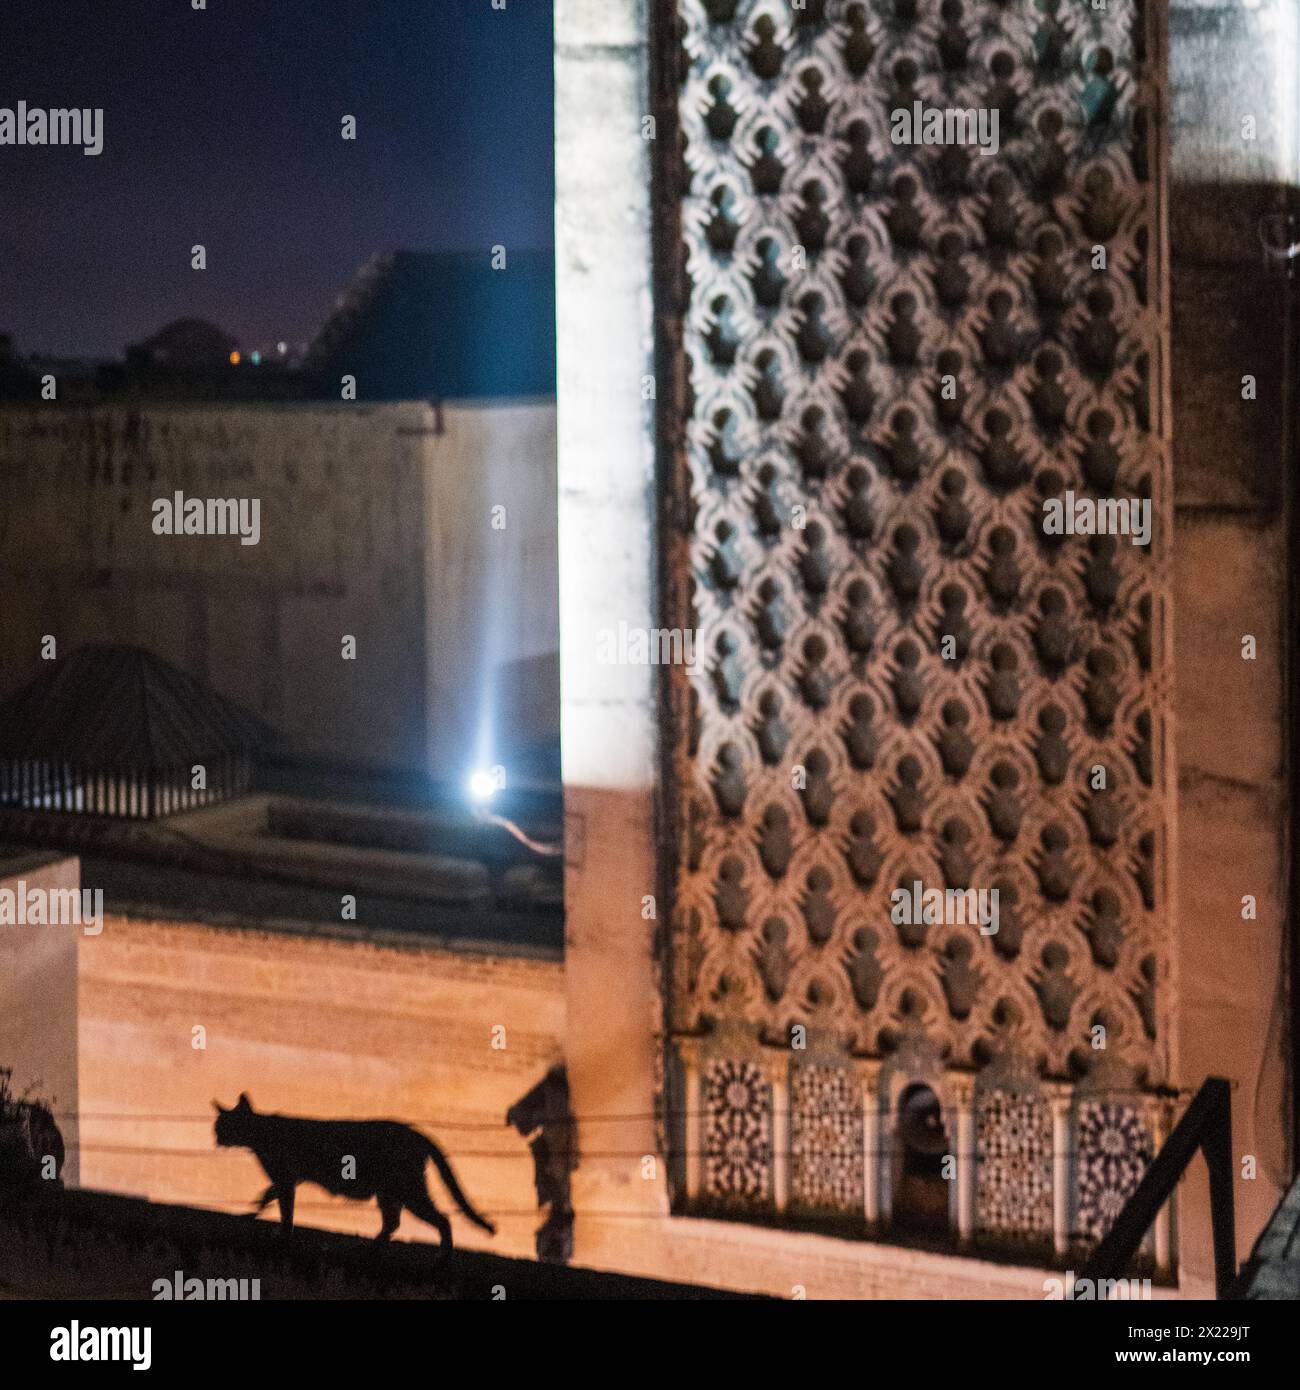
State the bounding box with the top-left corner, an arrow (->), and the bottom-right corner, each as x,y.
212,1100 -> 226,1115
237,1092 -> 252,1111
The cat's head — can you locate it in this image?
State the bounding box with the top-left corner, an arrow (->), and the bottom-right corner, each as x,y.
212,1093 -> 257,1147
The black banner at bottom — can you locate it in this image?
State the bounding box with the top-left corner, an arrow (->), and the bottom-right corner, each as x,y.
0,1295 -> 1285,1378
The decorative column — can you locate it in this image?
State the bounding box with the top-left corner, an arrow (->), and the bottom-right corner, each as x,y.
678,1039 -> 702,1205
1147,1092 -> 1175,1276
878,1078 -> 895,1228
1047,1082 -> 1074,1259
765,1055 -> 790,1215
951,1073 -> 977,1248
860,1061 -> 882,1230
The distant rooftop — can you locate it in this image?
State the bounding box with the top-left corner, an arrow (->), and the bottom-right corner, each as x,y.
127,317 -> 238,369
306,249 -> 556,401
1,248 -> 557,405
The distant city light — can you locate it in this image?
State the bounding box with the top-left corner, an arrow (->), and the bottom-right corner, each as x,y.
277,341 -> 287,356
251,350 -> 261,365
229,351 -> 241,365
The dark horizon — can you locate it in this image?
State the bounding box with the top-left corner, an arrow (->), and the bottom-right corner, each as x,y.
0,0 -> 555,361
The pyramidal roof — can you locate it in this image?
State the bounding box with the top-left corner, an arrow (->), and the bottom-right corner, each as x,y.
0,645 -> 272,770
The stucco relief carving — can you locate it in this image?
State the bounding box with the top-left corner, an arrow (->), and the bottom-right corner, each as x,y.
663,0 -> 1170,1235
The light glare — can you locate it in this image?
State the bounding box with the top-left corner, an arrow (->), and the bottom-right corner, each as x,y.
468,770 -> 499,802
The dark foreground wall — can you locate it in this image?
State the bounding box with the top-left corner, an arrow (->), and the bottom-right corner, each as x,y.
0,1188 -> 755,1301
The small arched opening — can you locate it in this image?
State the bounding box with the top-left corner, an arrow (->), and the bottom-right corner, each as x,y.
892,1082 -> 950,1236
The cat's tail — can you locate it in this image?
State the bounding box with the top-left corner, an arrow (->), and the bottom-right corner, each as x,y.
424,1136 -> 497,1235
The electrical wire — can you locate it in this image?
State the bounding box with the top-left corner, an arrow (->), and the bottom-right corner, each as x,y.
471,807 -> 562,856
46,1083 -> 1205,1129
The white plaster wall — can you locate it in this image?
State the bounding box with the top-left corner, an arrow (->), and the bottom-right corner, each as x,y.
555,0 -> 671,1266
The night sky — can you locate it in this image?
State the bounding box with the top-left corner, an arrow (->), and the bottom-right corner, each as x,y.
0,0 -> 555,360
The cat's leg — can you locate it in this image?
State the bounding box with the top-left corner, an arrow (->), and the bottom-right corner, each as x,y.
376,1195 -> 402,1242
402,1189 -> 453,1264
277,1182 -> 296,1237
251,1183 -> 278,1216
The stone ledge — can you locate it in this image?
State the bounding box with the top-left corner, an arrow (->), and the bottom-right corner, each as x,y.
0,1188 -> 753,1300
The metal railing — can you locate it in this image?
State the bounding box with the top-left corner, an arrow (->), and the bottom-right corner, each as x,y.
1080,1077 -> 1234,1298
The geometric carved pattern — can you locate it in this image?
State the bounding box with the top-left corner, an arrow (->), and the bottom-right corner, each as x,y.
976,1088 -> 1053,1236
791,1063 -> 863,1212
703,1058 -> 774,1204
665,0 -> 1171,1132
1074,1098 -> 1152,1242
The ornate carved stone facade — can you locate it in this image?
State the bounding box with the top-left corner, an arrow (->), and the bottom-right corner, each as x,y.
661,0 -> 1171,1250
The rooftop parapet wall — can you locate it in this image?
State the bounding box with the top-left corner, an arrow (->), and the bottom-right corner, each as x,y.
74,912 -> 564,1262
0,402 -> 428,771
0,398 -> 559,778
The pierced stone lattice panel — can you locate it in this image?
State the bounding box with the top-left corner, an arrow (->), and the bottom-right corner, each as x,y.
975,1087 -> 1052,1236
791,1062 -> 864,1212
664,0 -> 1170,1111
1074,1098 -> 1152,1242
703,1058 -> 774,1204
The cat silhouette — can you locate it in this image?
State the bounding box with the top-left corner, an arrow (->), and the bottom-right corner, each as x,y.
213,1093 -> 495,1257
